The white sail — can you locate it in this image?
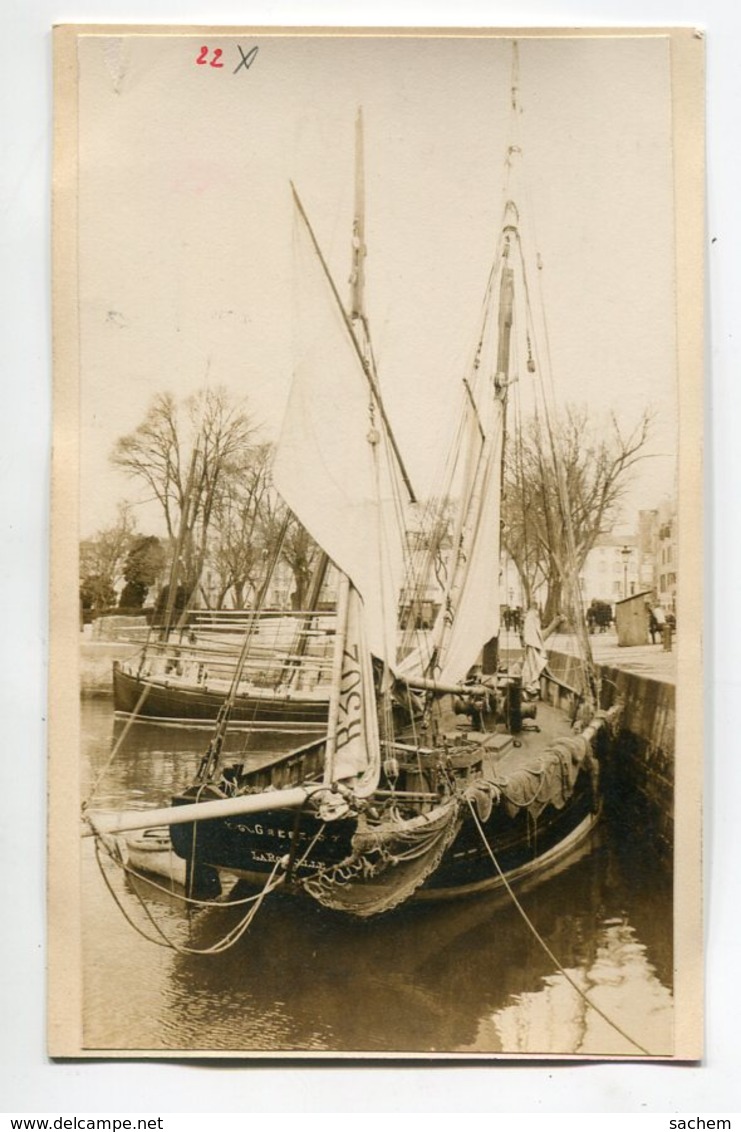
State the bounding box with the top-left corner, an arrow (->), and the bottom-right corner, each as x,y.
424,209 -> 524,688
521,605 -> 549,695
434,392 -> 504,686
272,198 -> 405,667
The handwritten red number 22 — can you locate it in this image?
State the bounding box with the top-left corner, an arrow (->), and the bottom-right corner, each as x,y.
196,46 -> 224,68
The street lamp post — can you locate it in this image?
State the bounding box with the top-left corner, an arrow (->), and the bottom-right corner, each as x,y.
621,545 -> 632,600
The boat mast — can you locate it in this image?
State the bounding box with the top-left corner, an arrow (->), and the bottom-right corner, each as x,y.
347,106 -> 396,745
350,107 -> 366,327
282,110 -> 370,684
425,184 -> 516,683
506,40 -> 599,707
291,183 -> 417,508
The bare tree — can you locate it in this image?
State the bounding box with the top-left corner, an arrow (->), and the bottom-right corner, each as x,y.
503,405 -> 653,622
255,496 -> 321,611
79,502 -> 137,613
111,388 -> 258,599
207,443 -> 275,608
281,516 -> 319,610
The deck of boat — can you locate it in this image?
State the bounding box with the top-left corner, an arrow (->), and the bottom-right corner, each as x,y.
434,696 -> 578,779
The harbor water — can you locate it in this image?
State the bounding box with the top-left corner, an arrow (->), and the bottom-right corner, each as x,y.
80,698 -> 674,1056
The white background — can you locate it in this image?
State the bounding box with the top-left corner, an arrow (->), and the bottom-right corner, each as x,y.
1,0 -> 736,1115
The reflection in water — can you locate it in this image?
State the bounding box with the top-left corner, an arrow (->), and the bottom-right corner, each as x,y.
80,699 -> 673,1055
472,921 -> 672,1056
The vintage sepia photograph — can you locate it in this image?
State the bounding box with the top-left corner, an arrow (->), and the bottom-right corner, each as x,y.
50,26 -> 703,1059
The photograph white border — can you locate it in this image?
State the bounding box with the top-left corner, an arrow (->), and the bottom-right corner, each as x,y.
1,0 -> 735,1114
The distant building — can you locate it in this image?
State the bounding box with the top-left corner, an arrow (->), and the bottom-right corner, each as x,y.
199,557 -> 297,611
656,501 -> 678,613
628,500 -> 677,614
637,509 -> 660,594
399,524 -> 451,629
580,533 -> 640,608
581,500 -> 677,619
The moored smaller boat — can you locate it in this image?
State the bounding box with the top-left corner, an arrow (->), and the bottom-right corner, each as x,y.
122,826 -> 187,888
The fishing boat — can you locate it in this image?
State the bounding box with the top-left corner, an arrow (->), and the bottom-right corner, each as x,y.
121,826 -> 187,889
110,471 -> 338,734
90,67 -> 621,920
112,605 -> 335,733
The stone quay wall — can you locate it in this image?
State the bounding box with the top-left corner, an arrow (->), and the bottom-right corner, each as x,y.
544,651 -> 675,854
80,641 -> 141,696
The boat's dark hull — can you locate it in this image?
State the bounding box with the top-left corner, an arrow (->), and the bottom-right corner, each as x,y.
170,785 -> 597,904
169,730 -> 601,913
112,662 -> 329,731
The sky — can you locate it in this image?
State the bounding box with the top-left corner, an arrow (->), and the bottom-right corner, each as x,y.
77,31 -> 678,537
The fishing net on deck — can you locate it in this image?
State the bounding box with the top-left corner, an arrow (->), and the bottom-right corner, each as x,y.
301,797 -> 464,917
496,734 -> 599,821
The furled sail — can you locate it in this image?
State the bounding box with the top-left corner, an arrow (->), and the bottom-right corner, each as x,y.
272,195 -> 405,667
434,388 -> 504,686
323,580 -> 381,795
429,244 -> 512,686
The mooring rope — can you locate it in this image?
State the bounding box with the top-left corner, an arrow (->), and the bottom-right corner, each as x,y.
291,821 -> 328,873
465,797 -> 652,1056
92,829 -> 278,910
93,835 -> 285,955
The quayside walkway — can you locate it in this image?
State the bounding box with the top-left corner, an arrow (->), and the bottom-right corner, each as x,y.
547,629 -> 677,685
498,627 -> 676,685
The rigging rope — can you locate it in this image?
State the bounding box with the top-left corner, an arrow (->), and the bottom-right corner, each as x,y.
82,681 -> 153,811
465,796 -> 652,1056
488,43 -> 597,691
93,834 -> 285,955
519,236 -> 598,701
93,827 -> 280,909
